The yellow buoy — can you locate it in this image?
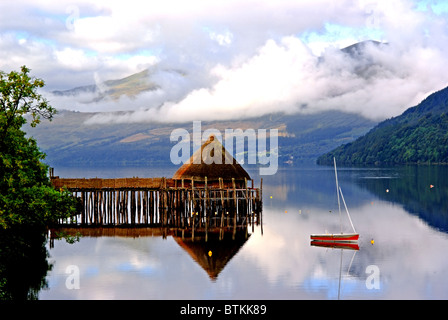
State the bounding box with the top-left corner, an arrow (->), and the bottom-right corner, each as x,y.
371,239 -> 375,245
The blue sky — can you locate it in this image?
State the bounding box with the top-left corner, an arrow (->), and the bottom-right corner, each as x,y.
1,0 -> 448,121
300,23 -> 385,55
416,0 -> 448,14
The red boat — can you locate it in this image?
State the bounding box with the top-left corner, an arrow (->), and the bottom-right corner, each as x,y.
311,158 -> 359,243
310,233 -> 359,242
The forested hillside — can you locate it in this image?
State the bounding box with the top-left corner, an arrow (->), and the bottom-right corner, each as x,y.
317,86 -> 448,165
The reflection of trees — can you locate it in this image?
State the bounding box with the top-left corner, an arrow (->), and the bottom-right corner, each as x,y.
0,228 -> 52,300
357,166 -> 448,233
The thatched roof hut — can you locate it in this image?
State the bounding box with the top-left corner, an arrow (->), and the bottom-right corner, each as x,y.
173,135 -> 251,181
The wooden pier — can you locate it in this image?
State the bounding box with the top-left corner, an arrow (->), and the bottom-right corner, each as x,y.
51,175 -> 262,233
50,135 -> 263,234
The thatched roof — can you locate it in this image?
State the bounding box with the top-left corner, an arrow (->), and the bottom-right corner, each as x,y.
173,135 -> 251,181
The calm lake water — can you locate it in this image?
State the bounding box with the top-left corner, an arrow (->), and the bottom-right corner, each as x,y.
38,164 -> 448,300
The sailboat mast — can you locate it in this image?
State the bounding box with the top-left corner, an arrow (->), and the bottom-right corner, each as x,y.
339,187 -> 357,234
334,158 -> 342,233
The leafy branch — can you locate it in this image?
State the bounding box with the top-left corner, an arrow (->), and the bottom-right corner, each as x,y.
0,66 -> 56,144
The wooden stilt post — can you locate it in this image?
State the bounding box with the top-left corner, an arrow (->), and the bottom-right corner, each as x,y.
220,208 -> 225,241
124,191 -> 128,224
115,190 -> 120,224
80,191 -> 85,225
232,178 -> 237,239
143,191 -> 147,225
149,191 -> 153,225
192,208 -> 195,241
205,176 -> 208,219
137,190 -> 142,224
131,190 -> 136,225
191,177 -> 195,217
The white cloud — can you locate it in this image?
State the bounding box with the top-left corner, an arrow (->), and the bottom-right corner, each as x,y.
88,29 -> 448,123
208,30 -> 234,46
55,47 -> 96,71
2,0 -> 448,121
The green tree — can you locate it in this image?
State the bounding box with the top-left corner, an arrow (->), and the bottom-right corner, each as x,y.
0,66 -> 77,230
0,66 -> 56,142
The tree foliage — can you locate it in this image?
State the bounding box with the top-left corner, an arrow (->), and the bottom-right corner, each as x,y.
0,66 -> 56,141
0,66 -> 77,230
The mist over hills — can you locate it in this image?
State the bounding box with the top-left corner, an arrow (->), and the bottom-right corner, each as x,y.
48,40 -> 414,121
51,69 -> 159,102
29,40 -> 448,168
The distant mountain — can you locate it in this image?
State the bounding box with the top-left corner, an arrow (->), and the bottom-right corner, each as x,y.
33,41 -> 389,167
52,40 -> 383,104
340,40 -> 385,56
52,69 -> 159,102
24,110 -> 376,167
317,86 -> 448,165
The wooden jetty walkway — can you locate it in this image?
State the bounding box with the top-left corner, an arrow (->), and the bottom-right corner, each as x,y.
50,135 -> 263,233
51,175 -> 262,232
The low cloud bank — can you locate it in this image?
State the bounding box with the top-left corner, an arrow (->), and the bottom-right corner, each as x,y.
85,36 -> 448,124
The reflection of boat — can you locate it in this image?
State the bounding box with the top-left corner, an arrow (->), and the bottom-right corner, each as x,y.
310,237 -> 359,300
310,240 -> 359,251
311,158 -> 359,242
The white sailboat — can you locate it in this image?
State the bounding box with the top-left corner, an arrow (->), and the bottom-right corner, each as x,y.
311,158 -> 359,242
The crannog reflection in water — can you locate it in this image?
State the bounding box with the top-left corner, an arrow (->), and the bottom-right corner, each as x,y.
173,231 -> 250,281
49,226 -> 255,282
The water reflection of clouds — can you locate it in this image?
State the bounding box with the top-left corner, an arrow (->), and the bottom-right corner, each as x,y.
116,262 -> 156,276
303,277 -> 364,300
41,167 -> 448,299
42,200 -> 448,299
43,237 -> 179,299
239,196 -> 448,299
